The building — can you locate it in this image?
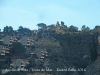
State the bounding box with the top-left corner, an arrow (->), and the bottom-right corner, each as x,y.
20,36 -> 34,47
0,45 -> 5,56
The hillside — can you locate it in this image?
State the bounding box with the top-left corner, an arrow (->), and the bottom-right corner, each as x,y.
0,21 -> 100,75
85,55 -> 100,75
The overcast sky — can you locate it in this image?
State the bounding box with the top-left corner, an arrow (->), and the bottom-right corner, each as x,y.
0,0 -> 100,30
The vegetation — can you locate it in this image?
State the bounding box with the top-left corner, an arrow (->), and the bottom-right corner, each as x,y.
89,32 -> 99,61
9,42 -> 26,58
0,21 -> 100,75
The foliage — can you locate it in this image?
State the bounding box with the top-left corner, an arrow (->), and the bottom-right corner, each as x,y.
51,32 -> 92,70
81,25 -> 90,32
10,42 -> 26,57
3,26 -> 14,35
37,23 -> 46,29
18,26 -> 32,35
1,22 -> 100,75
89,32 -> 98,61
69,25 -> 78,32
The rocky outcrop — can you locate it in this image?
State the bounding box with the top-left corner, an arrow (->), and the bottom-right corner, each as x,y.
85,56 -> 100,75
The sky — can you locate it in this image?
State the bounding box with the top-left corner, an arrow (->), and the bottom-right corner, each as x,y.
0,0 -> 100,31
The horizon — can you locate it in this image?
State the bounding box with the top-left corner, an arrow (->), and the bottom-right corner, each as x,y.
0,0 -> 100,31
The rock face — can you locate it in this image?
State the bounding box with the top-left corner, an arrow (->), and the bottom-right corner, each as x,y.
85,56 -> 100,75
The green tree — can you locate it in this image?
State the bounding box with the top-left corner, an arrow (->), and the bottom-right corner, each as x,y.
10,42 -> 26,57
3,26 -> 9,34
90,32 -> 98,61
93,25 -> 100,32
81,25 -> 86,31
3,26 -> 14,35
8,26 -> 14,35
69,25 -> 78,32
37,23 -> 46,29
18,26 -> 24,34
18,26 -> 32,35
81,25 -> 90,32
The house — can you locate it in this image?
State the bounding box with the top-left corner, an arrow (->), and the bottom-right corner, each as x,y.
1,53 -> 5,56
0,45 -> 5,56
20,36 -> 34,47
30,52 -> 34,55
27,37 -> 34,46
40,56 -> 44,59
0,39 -> 3,42
2,36 -> 18,45
0,45 -> 10,55
41,50 -> 48,56
5,51 -> 9,54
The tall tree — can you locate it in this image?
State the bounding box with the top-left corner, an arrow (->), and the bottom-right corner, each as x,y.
81,25 -> 86,31
37,23 -> 46,29
18,26 -> 24,34
8,26 -> 14,35
3,26 -> 14,35
8,26 -> 13,32
81,25 -> 90,32
69,25 -> 78,32
3,26 -> 9,34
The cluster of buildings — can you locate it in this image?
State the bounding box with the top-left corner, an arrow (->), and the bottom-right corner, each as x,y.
0,36 -> 35,71
0,45 -> 10,56
0,35 -> 49,70
40,49 -> 48,59
0,36 -> 34,56
10,58 -> 29,69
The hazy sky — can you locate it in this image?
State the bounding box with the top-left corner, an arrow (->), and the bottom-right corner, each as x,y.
0,0 -> 100,30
